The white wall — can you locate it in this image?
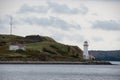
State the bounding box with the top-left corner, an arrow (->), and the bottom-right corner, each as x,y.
9,45 -> 25,51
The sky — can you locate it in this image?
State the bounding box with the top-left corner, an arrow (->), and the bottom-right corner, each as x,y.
0,0 -> 120,50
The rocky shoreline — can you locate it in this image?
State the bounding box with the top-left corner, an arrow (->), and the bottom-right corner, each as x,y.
0,61 -> 112,65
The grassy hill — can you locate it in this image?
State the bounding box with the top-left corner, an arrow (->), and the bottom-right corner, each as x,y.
0,34 -> 83,61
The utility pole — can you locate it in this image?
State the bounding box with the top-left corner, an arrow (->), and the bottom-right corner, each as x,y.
10,16 -> 12,35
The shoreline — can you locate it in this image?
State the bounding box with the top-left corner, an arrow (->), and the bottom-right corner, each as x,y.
0,61 -> 112,65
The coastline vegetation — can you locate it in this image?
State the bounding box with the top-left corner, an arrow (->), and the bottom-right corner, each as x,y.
0,34 -> 83,61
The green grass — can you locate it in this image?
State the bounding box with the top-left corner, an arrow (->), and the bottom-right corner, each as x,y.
25,41 -> 83,57
0,34 -> 24,42
0,34 -> 83,61
25,41 -> 69,55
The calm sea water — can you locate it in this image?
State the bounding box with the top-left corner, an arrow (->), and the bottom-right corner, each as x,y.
0,62 -> 120,80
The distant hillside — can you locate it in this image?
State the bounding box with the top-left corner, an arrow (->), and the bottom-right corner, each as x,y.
0,34 -> 83,61
89,50 -> 120,61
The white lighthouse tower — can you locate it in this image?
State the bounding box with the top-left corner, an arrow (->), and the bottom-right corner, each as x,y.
83,41 -> 89,59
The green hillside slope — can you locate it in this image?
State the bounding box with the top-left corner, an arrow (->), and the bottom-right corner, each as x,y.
0,34 -> 83,61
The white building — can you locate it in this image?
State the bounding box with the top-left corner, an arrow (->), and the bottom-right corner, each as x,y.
89,53 -> 95,60
83,41 -> 89,59
9,43 -> 25,51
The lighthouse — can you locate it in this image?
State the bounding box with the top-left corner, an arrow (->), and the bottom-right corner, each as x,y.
83,41 -> 89,59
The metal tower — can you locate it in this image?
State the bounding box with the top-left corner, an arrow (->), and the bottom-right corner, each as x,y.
10,16 -> 12,35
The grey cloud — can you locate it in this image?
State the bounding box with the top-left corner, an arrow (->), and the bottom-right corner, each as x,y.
21,16 -> 81,30
0,15 -> 81,31
92,37 -> 103,42
18,2 -> 88,14
18,4 -> 49,13
0,20 -> 6,32
0,16 -> 11,33
92,20 -> 120,31
0,16 -> 9,28
0,15 -> 20,26
83,0 -> 120,1
48,2 -> 88,14
52,33 -> 84,43
0,16 -> 9,25
117,37 -> 120,41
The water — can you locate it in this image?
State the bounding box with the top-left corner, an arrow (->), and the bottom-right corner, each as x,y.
0,63 -> 120,80
110,61 -> 120,65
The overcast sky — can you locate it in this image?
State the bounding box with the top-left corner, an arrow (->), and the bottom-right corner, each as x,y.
0,0 -> 120,50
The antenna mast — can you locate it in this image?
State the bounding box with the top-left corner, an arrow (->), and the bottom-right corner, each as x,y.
10,16 -> 12,35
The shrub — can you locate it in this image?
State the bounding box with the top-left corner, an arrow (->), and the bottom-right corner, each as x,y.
15,49 -> 25,53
